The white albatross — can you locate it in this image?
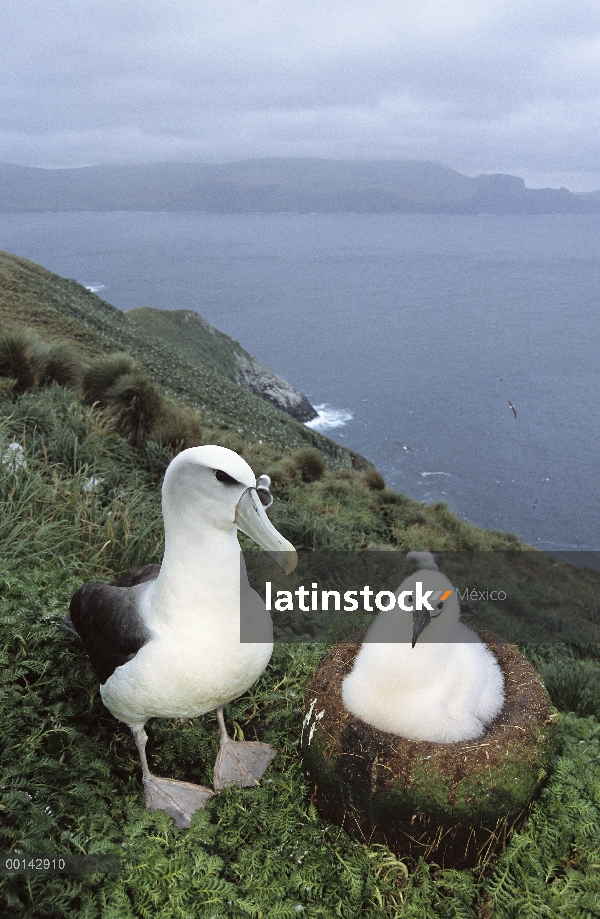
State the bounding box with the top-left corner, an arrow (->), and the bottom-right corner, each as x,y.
341,567 -> 505,743
65,445 -> 297,827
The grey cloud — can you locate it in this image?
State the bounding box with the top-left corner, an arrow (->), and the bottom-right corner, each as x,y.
0,1 -> 599,189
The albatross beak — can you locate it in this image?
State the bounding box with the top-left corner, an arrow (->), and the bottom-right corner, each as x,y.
235,488 -> 298,575
412,609 -> 431,648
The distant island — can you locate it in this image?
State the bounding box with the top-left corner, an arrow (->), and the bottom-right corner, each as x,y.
1,158 -> 599,215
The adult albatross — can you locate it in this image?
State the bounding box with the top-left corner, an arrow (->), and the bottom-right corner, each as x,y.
65,444 -> 297,827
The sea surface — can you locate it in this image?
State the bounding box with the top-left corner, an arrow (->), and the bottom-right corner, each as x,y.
1,211 -> 598,551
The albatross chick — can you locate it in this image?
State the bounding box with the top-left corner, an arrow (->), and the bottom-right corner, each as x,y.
341,568 -> 505,743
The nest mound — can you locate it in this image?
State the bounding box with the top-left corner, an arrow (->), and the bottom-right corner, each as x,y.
301,630 -> 556,869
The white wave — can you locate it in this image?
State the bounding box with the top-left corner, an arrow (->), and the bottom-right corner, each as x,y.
421,471 -> 452,477
305,403 -> 353,431
84,284 -> 105,293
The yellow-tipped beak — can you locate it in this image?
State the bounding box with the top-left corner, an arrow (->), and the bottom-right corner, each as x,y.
235,487 -> 297,575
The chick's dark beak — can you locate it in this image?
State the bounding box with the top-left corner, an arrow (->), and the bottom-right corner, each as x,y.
412,609 -> 431,648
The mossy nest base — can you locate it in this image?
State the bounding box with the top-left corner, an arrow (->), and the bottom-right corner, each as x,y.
301,630 -> 556,869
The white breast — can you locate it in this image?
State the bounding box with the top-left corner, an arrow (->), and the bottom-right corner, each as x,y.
101,582 -> 274,729
342,638 -> 505,743
101,630 -> 273,727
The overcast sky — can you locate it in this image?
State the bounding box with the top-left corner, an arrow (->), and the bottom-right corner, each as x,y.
2,1 -> 599,190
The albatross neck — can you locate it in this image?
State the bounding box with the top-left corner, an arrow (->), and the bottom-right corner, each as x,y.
152,523 -> 244,627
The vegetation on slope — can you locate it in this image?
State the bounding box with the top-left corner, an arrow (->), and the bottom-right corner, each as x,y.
0,251 -> 346,460
124,307 -> 252,386
0,253 -> 599,917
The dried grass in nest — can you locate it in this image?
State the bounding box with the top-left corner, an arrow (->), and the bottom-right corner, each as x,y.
301,629 -> 556,869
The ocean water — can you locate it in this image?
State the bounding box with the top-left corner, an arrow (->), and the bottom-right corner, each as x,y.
1,210 -> 598,550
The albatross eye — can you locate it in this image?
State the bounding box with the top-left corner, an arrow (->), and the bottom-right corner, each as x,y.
214,469 -> 239,485
437,602 -> 444,610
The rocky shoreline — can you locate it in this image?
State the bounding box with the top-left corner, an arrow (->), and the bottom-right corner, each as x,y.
234,352 -> 317,423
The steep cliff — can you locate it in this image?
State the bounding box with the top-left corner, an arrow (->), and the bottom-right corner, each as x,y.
126,307 -> 317,422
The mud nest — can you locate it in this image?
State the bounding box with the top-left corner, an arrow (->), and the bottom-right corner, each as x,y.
301,630 -> 556,869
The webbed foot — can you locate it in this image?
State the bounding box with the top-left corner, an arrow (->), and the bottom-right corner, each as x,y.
143,775 -> 214,829
213,738 -> 277,792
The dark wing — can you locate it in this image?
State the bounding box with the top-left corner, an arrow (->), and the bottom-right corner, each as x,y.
62,565 -> 160,638
110,564 -> 161,588
69,582 -> 153,685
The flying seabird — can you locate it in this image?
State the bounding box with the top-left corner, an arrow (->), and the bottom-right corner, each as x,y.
64,445 -> 297,827
508,400 -> 517,418
341,567 -> 505,743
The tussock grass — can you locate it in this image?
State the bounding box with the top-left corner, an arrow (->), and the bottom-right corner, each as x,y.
0,329 -> 84,396
151,401 -> 204,452
81,353 -> 138,408
290,448 -> 326,483
4,332 -> 202,455
105,371 -> 165,448
0,328 -> 46,394
363,467 -> 386,491
0,389 -> 163,577
40,342 -> 84,391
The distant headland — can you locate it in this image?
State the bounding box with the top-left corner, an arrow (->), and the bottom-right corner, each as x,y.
1,159 -> 599,215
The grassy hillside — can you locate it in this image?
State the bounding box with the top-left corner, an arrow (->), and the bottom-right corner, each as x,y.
125,307 -> 250,383
1,252 -> 599,918
0,251 -> 338,458
125,307 -> 317,422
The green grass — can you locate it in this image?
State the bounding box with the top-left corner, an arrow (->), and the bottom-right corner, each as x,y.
0,250 -> 356,466
1,384 -> 599,919
0,254 -> 599,916
1,561 -> 600,918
